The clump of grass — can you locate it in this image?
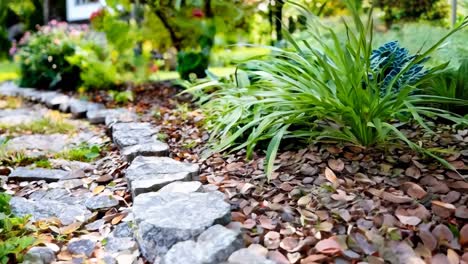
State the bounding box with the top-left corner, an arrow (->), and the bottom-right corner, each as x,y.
56,143 -> 101,162
0,117 -> 76,134
0,96 -> 22,109
34,159 -> 52,168
0,139 -> 38,167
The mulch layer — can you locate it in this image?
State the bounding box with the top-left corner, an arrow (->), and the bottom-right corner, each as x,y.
84,81 -> 468,264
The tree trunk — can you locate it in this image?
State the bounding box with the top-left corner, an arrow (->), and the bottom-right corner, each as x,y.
43,0 -> 49,24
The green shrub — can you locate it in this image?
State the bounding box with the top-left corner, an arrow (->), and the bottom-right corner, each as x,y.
0,193 -> 36,263
188,3 -> 468,179
177,51 -> 209,80
16,23 -> 85,89
425,59 -> 468,115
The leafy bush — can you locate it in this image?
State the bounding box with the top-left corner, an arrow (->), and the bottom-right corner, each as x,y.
0,193 -> 36,263
16,22 -> 85,89
108,90 -> 134,105
425,59 -> 468,115
177,51 -> 209,80
188,4 -> 468,178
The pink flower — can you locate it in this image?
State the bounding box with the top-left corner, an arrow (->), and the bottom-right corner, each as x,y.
192,8 -> 204,18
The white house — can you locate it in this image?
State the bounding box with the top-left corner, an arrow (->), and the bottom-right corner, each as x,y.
66,0 -> 103,21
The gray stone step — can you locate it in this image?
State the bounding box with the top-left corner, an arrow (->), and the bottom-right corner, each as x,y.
10,196 -> 92,225
86,108 -> 131,124
9,167 -> 84,182
161,225 -> 242,264
69,99 -> 105,118
112,122 -> 169,161
125,156 -> 199,196
133,191 -> 231,262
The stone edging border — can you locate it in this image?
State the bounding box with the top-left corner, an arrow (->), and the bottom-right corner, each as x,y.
0,82 -> 262,264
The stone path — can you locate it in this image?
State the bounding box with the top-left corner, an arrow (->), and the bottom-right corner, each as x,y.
0,82 -> 264,264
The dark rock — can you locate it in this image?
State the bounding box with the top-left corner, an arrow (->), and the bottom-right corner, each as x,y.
67,239 -> 96,257
161,225 -> 243,264
133,191 -> 231,262
125,156 -> 199,196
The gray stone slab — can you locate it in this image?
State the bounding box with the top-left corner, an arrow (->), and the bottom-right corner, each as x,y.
69,99 -> 104,117
227,249 -> 275,264
105,111 -> 138,128
86,108 -> 129,124
67,239 -> 96,257
6,134 -> 69,153
112,122 -> 155,148
8,167 -> 84,182
38,91 -> 58,104
0,109 -> 42,125
45,93 -> 70,108
121,141 -> 169,162
10,196 -> 92,225
85,195 -> 119,210
161,225 -> 243,264
125,156 -> 199,196
158,181 -> 203,193
133,191 -> 231,262
0,82 -> 21,96
24,247 -> 56,264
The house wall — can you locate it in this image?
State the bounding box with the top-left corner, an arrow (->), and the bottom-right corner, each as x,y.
66,0 -> 103,21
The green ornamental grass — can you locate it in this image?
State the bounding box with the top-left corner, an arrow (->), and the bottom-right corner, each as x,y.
188,2 -> 468,179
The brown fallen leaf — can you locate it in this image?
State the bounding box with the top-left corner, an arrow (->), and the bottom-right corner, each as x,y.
432,201 -> 456,218
59,222 -> 82,235
447,249 -> 459,264
264,231 -> 281,249
243,219 -> 256,229
395,214 -> 421,226
324,167 -> 339,187
455,205 -> 468,219
328,159 -> 344,172
419,229 -> 437,251
382,191 -> 413,204
432,224 -> 454,244
405,166 -> 421,179
259,215 -> 277,230
431,253 -> 451,264
267,250 -> 289,264
93,185 -> 105,195
459,224 -> 468,247
401,182 -> 427,199
300,254 -> 327,263
315,237 -> 342,255
280,236 -> 299,252
111,213 -> 125,225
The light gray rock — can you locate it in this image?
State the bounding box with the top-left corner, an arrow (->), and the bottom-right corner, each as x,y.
6,134 -> 69,153
49,159 -> 95,172
87,109 -> 128,124
112,222 -> 134,238
105,236 -> 137,253
0,82 -> 21,96
49,178 -> 85,189
23,246 -> 56,264
105,111 -> 138,128
8,167 -> 83,182
159,181 -> 203,193
133,191 -> 231,262
46,94 -> 70,108
125,156 -> 199,196
69,99 -> 104,117
111,122 -> 169,161
85,195 -> 119,210
85,219 -> 106,231
161,225 -> 243,264
67,239 -> 96,257
0,109 -> 41,125
39,91 -> 58,104
28,187 -> 91,205
10,196 -> 92,225
227,249 -> 275,264
23,168 -> 83,182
